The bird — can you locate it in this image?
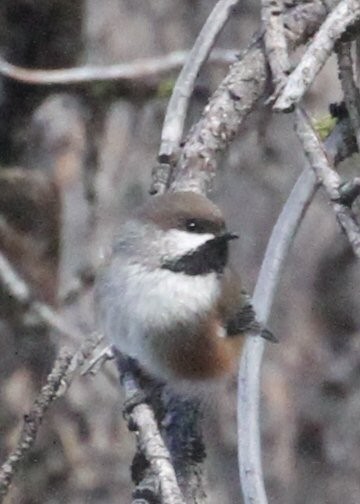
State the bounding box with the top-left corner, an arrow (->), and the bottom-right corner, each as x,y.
95,191 -> 275,395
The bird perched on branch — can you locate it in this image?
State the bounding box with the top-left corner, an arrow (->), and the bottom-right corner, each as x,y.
96,191 -> 275,394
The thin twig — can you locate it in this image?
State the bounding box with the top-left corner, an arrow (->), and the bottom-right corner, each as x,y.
0,49 -> 237,86
274,0 -> 360,111
262,0 -> 290,96
0,251 -> 103,498
0,351 -> 72,499
336,41 -> 360,149
158,0 -> 240,165
0,328 -> 103,501
296,107 -> 360,257
238,114 -> 358,504
60,332 -> 104,390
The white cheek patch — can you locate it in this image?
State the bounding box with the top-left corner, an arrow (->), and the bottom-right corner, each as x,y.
163,229 -> 214,258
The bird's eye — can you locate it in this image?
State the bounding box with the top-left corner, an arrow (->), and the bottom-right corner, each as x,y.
185,219 -> 199,232
184,217 -> 221,233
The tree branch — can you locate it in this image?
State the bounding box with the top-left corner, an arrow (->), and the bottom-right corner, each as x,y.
238,168 -> 316,504
0,50 -> 237,86
296,106 -> 360,257
0,323 -> 103,501
158,0 -> 241,165
170,0 -> 336,193
238,113 -> 358,504
274,0 -> 360,111
116,354 -> 186,504
0,351 -> 72,500
262,0 -> 290,95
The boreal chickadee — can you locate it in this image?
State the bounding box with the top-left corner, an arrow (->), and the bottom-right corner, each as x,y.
95,191 -> 275,392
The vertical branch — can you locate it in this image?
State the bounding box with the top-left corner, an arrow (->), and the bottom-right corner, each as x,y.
152,0 -> 242,196
262,0 -> 290,94
238,167 -> 317,504
238,114 -> 358,504
161,392 -> 206,503
116,356 -> 186,504
158,0 -> 241,165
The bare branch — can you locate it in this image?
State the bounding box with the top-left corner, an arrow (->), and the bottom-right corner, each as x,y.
170,41 -> 267,194
0,50 -> 237,86
337,41 -> 360,149
262,0 -> 290,94
238,169 -> 317,504
296,107 -> 360,257
238,114 -> 358,504
158,0 -> 240,165
0,251 -> 103,499
171,0 -> 334,193
0,325 -> 103,501
274,0 -> 360,111
0,351 -> 72,500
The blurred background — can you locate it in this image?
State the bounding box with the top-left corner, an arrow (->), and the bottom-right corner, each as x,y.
0,0 -> 360,503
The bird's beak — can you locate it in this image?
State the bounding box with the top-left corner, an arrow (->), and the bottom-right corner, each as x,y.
222,232 -> 239,241
204,231 -> 238,250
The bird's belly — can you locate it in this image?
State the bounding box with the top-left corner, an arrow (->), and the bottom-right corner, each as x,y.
101,264 -> 244,387
130,317 -> 244,388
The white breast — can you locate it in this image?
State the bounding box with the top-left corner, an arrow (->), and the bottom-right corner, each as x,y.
127,263 -> 220,329
98,260 -> 220,365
